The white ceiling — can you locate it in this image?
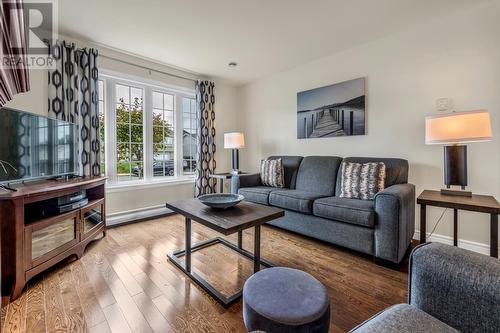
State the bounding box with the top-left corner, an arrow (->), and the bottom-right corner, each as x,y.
58,0 -> 488,85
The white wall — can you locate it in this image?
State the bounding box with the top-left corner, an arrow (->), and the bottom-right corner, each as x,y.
236,2 -> 500,246
3,36 -> 238,214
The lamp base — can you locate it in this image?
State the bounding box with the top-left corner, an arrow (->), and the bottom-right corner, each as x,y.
440,188 -> 472,197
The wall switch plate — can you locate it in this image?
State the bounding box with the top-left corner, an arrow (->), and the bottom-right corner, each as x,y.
436,98 -> 452,112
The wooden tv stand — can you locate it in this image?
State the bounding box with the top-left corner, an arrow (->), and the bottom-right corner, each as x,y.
0,176 -> 106,303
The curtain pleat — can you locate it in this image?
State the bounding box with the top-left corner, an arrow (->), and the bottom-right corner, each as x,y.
195,80 -> 216,196
0,0 -> 30,107
47,40 -> 100,177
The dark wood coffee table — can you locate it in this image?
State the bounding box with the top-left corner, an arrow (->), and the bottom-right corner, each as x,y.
165,198 -> 284,307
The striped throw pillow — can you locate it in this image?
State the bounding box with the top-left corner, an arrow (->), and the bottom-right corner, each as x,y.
339,162 -> 386,200
260,159 -> 285,188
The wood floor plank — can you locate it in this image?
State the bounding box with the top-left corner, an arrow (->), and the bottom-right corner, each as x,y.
1,303 -> 7,332
104,253 -> 143,296
80,255 -> 117,310
43,268 -> 69,333
1,215 -> 411,333
132,272 -> 163,299
24,279 -> 46,333
88,251 -> 154,333
102,303 -> 132,333
58,264 -> 86,333
132,292 -> 175,333
2,280 -> 27,333
87,320 -> 112,333
130,246 -> 241,332
71,260 -> 107,328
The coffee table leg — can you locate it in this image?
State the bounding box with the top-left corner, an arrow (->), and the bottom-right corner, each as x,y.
238,231 -> 243,249
254,225 -> 261,273
185,217 -> 192,272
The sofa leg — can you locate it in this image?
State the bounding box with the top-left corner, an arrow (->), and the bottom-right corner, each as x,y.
373,244 -> 413,270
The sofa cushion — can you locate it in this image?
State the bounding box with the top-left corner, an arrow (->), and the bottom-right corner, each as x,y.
269,190 -> 327,214
268,156 -> 303,189
339,161 -> 386,200
349,304 -> 458,333
313,196 -> 375,227
295,156 -> 343,196
336,157 -> 408,196
260,158 -> 285,188
238,186 -> 279,205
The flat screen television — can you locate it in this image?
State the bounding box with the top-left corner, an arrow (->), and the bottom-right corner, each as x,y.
0,108 -> 79,183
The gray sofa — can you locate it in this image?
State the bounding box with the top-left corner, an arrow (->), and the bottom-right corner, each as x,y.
232,156 -> 415,264
350,242 -> 500,332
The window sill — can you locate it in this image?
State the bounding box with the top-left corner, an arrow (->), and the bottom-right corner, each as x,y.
106,176 -> 195,193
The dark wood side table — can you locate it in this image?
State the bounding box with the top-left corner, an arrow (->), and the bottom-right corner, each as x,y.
209,172 -> 247,193
417,190 -> 500,258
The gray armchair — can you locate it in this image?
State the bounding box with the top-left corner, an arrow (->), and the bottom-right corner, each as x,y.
351,242 -> 500,332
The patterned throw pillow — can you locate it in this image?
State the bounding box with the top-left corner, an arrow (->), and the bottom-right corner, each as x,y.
339,162 -> 386,200
260,159 -> 285,188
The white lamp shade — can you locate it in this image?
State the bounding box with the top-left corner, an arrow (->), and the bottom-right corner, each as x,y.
425,110 -> 492,145
224,132 -> 245,149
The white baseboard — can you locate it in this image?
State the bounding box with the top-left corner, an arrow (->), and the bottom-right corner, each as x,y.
413,231 -> 498,256
106,204 -> 173,227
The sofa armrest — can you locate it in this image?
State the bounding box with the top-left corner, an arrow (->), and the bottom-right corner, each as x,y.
409,242 -> 500,332
373,183 -> 415,263
231,173 -> 261,194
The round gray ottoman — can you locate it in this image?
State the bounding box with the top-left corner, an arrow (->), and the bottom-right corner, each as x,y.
243,267 -> 330,333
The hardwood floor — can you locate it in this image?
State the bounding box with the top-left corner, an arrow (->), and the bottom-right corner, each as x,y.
1,214 -> 411,333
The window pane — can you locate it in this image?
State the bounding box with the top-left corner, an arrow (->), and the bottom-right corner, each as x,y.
130,88 -> 143,110
130,125 -> 143,143
153,109 -> 164,121
116,123 -> 130,143
164,94 -> 174,110
98,80 -> 105,176
130,144 -> 143,161
116,103 -> 129,122
182,97 -> 197,175
116,143 -> 129,162
99,81 -> 104,99
153,92 -> 163,109
130,162 -> 143,180
130,110 -> 143,125
153,92 -> 175,177
153,126 -> 163,144
191,99 -> 197,113
116,84 -> 129,104
183,115 -> 191,129
182,98 -> 190,113
152,160 -> 164,177
115,84 -> 144,182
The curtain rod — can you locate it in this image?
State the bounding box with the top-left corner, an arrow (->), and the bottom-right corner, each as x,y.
100,54 -> 198,83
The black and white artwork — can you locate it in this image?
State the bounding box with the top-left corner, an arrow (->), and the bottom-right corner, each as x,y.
297,77 -> 365,139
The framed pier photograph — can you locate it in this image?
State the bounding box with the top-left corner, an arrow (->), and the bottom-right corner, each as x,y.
297,77 -> 366,139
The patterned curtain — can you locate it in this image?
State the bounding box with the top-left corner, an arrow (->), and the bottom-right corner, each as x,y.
0,0 -> 30,106
47,40 -> 100,176
195,80 -> 217,196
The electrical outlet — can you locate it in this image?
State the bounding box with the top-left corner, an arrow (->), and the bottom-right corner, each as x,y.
436,98 -> 452,112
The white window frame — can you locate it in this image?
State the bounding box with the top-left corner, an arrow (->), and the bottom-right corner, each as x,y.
100,70 -> 196,190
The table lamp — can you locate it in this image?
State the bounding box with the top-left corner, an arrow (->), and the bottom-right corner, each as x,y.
425,109 -> 492,196
224,132 -> 245,175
